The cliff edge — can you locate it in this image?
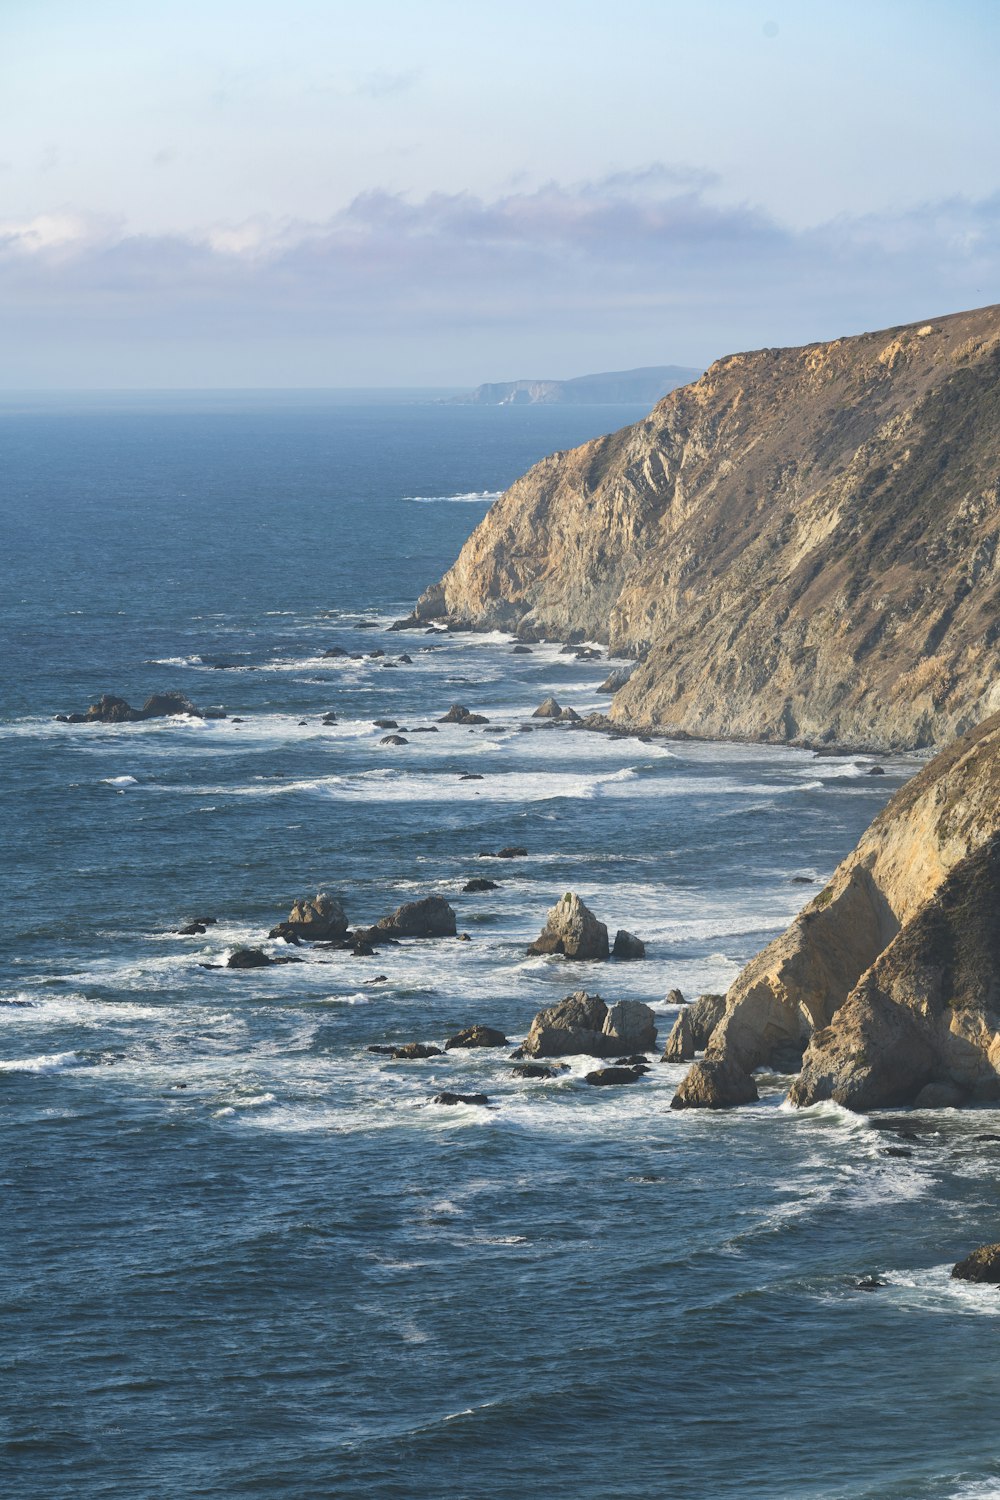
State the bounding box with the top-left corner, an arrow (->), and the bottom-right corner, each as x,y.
416,304 -> 1000,751
671,711 -> 1000,1111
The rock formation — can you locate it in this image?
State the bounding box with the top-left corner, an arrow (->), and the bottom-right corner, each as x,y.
57,691 -> 212,724
528,893 -> 610,960
673,712 -> 1000,1110
269,892 -> 348,943
522,991 -> 656,1058
452,365 -> 700,407
661,994 -> 727,1062
415,304 -> 1000,751
376,896 -> 457,939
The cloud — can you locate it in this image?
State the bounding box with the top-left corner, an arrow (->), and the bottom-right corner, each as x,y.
1,169 -> 997,382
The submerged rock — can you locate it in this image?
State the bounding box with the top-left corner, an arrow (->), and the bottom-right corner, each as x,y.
432,1091 -> 489,1107
463,877 -> 499,893
585,1066 -> 641,1086
511,1063 -> 561,1079
528,892 -> 609,960
437,704 -> 489,725
227,948 -> 273,970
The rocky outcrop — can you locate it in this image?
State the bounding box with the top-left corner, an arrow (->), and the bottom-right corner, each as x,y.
674,712 -> 1000,1110
445,1026 -> 507,1050
437,704 -> 489,725
612,929 -> 646,960
453,365 -> 700,407
522,991 -> 656,1058
952,1243 -> 1000,1283
376,896 -> 457,939
670,1059 -> 759,1110
661,993 -> 727,1062
269,892 -> 348,943
533,697 -> 562,718
57,691 -> 208,724
528,893 -> 609,960
416,304 -> 1000,751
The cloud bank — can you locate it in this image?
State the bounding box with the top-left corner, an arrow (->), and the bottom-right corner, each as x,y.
2,169 -> 998,386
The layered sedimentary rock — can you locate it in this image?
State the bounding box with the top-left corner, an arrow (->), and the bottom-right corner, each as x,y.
417,305 -> 1000,750
673,712 -> 1000,1110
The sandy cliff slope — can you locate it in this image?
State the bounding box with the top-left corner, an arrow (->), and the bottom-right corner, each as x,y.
670,711 -> 1000,1111
416,304 -> 1000,750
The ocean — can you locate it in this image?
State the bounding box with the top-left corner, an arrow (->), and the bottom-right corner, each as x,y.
3,392 -> 1000,1500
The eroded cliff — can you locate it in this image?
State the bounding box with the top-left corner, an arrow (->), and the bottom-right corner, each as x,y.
671,711 -> 1000,1111
417,304 -> 1000,750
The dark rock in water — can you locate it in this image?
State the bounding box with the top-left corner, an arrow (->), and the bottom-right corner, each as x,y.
661,993 -> 727,1062
398,653 -> 413,663
368,649 -> 386,659
367,1044 -> 396,1054
460,773 -> 484,780
512,644 -> 533,654
615,1054 -> 650,1067
612,928 -> 646,960
559,705 -> 581,722
176,922 -> 207,936
532,696 -> 562,718
202,707 -> 228,719
463,878 -> 499,893
585,1067 -> 641,1086
227,948 -> 272,969
376,895 -> 457,939
480,846 -> 528,859
855,1276 -> 887,1291
392,1042 -> 443,1060
913,1081 -> 967,1109
58,690 -> 205,725
380,734 -> 408,746
373,719 -> 399,729
433,1091 -> 489,1106
410,726 -> 439,733
882,1145 -> 913,1158
511,1063 -> 560,1078
192,915 -> 218,926
445,1025 -> 508,1050
522,991 -> 617,1059
363,974 -> 388,985
323,646 -> 349,658
437,704 -> 490,725
141,692 -> 201,719
271,953 -> 304,965
952,1243 -> 1000,1283
352,940 -> 376,957
868,765 -> 886,775
269,892 -> 348,944
321,713 -> 338,725
298,720 -> 308,726
528,892 -> 609,960
791,875 -> 815,884
457,932 -> 471,941
388,613 -> 422,632
666,987 -> 685,1007
670,1058 -> 759,1109
355,620 -> 379,629
575,647 -> 602,661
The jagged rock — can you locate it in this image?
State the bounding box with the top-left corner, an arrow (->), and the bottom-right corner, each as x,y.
666,987 -> 685,1006
433,1092 -> 489,1106
598,666 -> 635,694
612,929 -> 646,960
585,1066 -> 642,1086
602,1000 -> 656,1053
528,893 -> 609,960
661,993 -> 726,1061
670,1059 -> 759,1110
437,704 -> 489,724
58,691 -> 203,724
268,892 -> 348,944
376,895 -> 457,939
533,697 -> 561,719
523,991 -> 617,1058
412,305 -> 1000,751
463,878 -> 499,893
227,948 -> 273,970
511,1063 -> 560,1078
559,705 -> 581,722
392,1042 -> 443,1060
952,1244 -> 1000,1283
445,1026 -> 508,1050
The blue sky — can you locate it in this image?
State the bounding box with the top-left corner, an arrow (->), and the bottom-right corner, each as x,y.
2,0 -> 998,386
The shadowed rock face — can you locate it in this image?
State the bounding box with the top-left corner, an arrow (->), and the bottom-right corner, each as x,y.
528,893 -> 609,960
417,304 -> 1000,751
674,712 -> 1000,1110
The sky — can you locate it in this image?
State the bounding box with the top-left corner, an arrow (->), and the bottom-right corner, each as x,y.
1,0 -> 998,387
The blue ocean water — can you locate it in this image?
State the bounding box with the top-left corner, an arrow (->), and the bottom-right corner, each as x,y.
3,394 -> 1000,1500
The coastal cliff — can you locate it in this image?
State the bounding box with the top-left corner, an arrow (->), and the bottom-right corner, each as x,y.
671,712 -> 1000,1111
417,304 -> 1000,751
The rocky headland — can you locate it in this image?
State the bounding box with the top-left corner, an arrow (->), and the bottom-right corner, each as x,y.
414,304 -> 1000,752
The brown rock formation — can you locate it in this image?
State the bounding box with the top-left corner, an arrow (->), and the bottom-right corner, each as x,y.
416,304 -> 1000,751
674,712 -> 1000,1110
527,893 -> 610,960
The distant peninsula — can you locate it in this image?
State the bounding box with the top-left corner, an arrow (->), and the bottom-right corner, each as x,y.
452,365 -> 702,406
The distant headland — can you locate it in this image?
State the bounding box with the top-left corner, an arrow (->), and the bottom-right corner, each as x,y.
451,365 -> 702,406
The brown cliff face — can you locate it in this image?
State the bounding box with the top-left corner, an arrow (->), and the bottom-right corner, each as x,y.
419,304 -> 1000,750
671,711 -> 1000,1111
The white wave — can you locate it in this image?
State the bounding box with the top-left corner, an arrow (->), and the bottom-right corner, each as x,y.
0,1050 -> 82,1073
146,654 -> 204,667
402,490 -> 501,504
102,775 -> 138,786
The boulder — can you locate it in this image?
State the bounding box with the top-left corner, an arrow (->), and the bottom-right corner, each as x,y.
597,666 -> 635,694
602,999 -> 657,1053
612,929 -> 646,960
433,1092 -> 489,1106
373,719 -> 399,729
376,895 -> 457,939
176,921 -> 207,936
495,846 -> 528,859
585,1066 -> 642,1086
140,692 -> 200,718
528,893 -> 609,960
463,878 -> 499,893
380,734 -> 408,746
533,697 -> 562,719
512,644 -> 533,654
666,987 -> 686,1006
522,991 -> 619,1059
323,646 -> 349,657
270,892 -> 348,944
227,948 -> 273,970
438,704 -> 489,724
661,993 -> 727,1061
952,1243 -> 1000,1283
511,1063 -> 560,1078
559,706 -> 581,722
392,1042 -> 443,1060
670,1059 -> 759,1110
445,1026 -> 508,1050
